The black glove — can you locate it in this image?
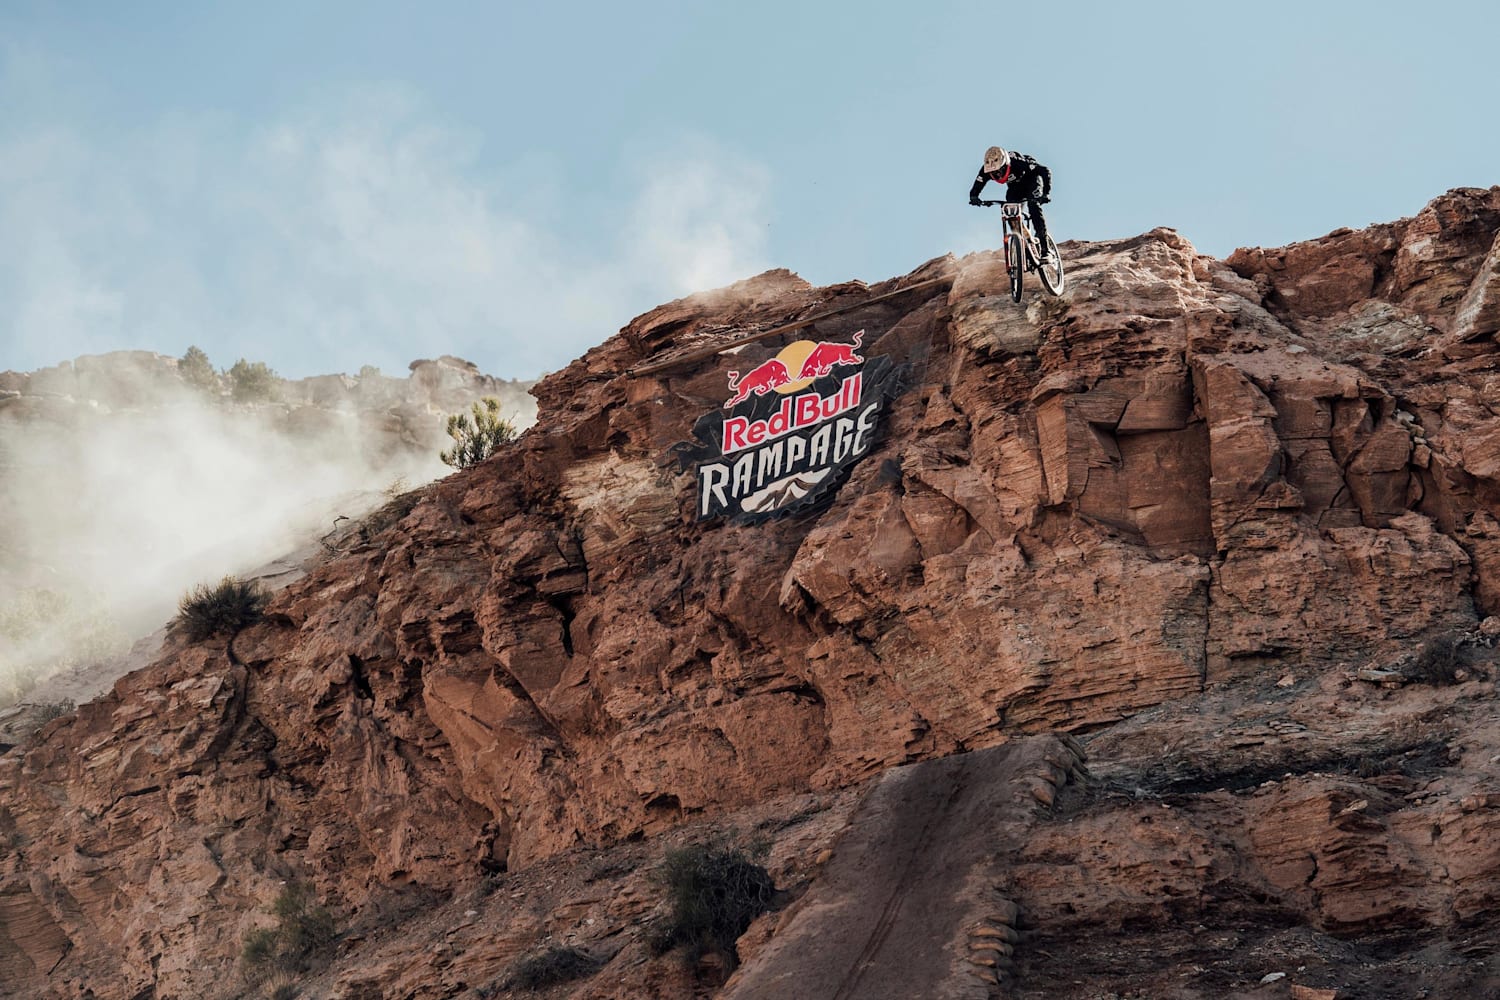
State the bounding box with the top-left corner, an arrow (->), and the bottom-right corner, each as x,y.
969,197 -> 982,206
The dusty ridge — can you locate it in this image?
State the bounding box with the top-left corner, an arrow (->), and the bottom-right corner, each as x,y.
724,736 -> 1083,1000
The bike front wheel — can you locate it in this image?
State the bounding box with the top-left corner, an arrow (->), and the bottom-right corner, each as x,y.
1007,233 -> 1024,302
1038,236 -> 1065,295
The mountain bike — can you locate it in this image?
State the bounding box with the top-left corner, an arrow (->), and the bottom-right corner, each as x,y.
978,200 -> 1065,301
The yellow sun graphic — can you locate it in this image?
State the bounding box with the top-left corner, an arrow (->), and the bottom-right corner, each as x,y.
771,341 -> 817,394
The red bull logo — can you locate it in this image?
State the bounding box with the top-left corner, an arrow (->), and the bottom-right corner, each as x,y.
723,331 -> 866,409
677,329 -> 900,524
723,373 -> 862,453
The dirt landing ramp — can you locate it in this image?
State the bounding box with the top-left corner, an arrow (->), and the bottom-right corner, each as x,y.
722,735 -> 1085,1000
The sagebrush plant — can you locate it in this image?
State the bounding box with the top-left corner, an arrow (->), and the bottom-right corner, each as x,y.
652,842 -> 776,969
176,576 -> 269,641
504,945 -> 603,991
241,882 -> 336,983
440,397 -> 517,469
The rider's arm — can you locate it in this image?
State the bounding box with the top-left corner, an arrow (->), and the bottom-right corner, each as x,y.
968,170 -> 987,204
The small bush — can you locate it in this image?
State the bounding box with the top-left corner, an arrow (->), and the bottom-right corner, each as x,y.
34,700 -> 74,724
504,945 -> 603,991
241,882 -> 336,982
260,970 -> 302,1000
274,882 -> 336,955
440,397 -> 517,469
226,359 -> 281,402
176,576 -> 269,641
654,842 -> 776,969
1407,634 -> 1465,685
242,928 -> 281,969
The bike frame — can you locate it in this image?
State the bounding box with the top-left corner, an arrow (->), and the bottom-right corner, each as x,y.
999,202 -> 1042,273
978,197 -> 1064,299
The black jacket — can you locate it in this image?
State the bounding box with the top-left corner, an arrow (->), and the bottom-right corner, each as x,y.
969,153 -> 1051,202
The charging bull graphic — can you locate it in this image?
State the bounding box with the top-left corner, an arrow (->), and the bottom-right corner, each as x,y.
724,332 -> 866,409
725,358 -> 794,408
795,329 -> 864,380
676,331 -> 906,523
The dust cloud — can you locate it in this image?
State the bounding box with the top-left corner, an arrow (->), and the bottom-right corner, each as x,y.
0,361 -> 523,706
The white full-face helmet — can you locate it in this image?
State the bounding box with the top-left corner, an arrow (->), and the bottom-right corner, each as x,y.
983,145 -> 1010,174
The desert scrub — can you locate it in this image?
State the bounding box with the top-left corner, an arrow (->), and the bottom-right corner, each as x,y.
34,699 -> 74,724
504,945 -> 604,991
440,397 -> 517,469
175,576 -> 268,641
241,882 -> 336,982
651,842 -> 776,969
1405,634 -> 1468,685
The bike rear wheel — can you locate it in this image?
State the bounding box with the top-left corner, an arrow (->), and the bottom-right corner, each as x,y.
1007,233 -> 1024,302
1038,236 -> 1065,295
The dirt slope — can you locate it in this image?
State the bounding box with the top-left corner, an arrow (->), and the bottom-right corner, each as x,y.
723,737 -> 1083,1000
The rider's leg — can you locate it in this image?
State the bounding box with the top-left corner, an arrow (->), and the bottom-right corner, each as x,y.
1028,199 -> 1052,259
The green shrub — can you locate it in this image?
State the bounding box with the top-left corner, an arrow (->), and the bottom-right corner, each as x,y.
226,359 -> 281,402
241,882 -> 336,982
504,945 -> 603,991
175,576 -> 269,641
440,397 -> 517,469
653,842 -> 776,968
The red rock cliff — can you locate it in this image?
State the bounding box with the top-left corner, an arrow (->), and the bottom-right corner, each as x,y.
3,188 -> 1500,999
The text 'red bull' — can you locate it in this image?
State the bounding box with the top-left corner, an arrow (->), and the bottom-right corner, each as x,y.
722,372 -> 862,454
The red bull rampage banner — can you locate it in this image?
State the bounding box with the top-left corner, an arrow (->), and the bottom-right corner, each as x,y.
674,331 -> 907,522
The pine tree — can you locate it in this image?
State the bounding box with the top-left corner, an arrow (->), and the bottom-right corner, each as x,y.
225,359 -> 281,402
179,345 -> 219,393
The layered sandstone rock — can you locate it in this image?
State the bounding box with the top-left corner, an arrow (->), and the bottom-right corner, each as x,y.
3,188 -> 1500,999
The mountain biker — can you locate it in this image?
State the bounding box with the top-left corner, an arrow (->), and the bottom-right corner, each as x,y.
969,146 -> 1054,261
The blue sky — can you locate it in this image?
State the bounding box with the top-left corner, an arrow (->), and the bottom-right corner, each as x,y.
2,0 -> 1495,379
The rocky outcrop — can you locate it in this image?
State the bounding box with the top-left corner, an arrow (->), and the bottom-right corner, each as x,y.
3,189 -> 1500,998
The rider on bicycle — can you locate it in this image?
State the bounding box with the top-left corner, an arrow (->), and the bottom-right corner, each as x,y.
969,146 -> 1054,261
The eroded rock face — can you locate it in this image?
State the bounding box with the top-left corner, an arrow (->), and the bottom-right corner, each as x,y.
4,189 -> 1500,998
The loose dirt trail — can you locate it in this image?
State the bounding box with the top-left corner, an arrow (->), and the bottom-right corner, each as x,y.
722,736 -> 1083,1000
